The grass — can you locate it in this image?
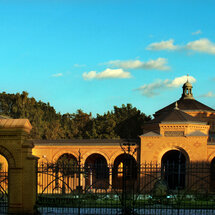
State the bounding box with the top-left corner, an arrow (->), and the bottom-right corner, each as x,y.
36,194 -> 215,209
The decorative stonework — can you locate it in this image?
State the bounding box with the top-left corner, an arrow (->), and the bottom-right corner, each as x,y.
193,142 -> 201,148
162,125 -> 187,128
146,142 -> 154,148
0,119 -> 32,133
164,131 -> 184,137
0,135 -> 16,139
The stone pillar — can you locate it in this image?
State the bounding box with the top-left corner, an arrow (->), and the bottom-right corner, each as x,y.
80,172 -> 83,187
90,169 -> 93,186
22,146 -> 38,214
8,168 -> 23,213
0,118 -> 38,214
8,155 -> 38,214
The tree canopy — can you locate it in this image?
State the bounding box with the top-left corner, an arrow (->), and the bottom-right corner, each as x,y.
0,91 -> 151,140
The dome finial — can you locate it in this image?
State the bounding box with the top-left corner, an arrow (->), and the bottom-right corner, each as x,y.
174,102 -> 179,110
181,75 -> 194,100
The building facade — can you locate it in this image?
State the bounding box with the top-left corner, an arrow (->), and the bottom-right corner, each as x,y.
32,80 -> 215,166
1,80 -> 215,193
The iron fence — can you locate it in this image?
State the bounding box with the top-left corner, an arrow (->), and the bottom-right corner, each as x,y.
0,168 -> 8,214
35,160 -> 215,215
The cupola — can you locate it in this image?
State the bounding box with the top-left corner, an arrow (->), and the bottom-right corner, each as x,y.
181,76 -> 194,100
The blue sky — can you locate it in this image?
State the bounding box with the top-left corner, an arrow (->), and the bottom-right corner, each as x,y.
0,0 -> 215,116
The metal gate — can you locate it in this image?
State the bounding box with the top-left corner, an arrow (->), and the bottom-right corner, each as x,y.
36,161 -> 122,215
36,161 -> 215,215
0,167 -> 8,214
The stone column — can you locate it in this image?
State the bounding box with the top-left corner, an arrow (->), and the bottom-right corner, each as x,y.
109,166 -> 112,190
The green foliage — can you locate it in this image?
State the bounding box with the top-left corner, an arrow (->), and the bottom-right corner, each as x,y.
112,104 -> 151,139
0,92 -> 151,140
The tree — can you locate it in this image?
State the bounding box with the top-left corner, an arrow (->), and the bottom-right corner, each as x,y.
0,92 -> 151,140
91,112 -> 118,139
113,104 -> 151,139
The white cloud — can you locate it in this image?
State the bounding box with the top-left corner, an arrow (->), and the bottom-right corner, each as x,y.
147,38 -> 215,55
82,68 -> 131,80
136,75 -> 196,97
52,73 -> 63,77
143,58 -> 170,71
146,39 -> 179,51
136,79 -> 168,97
167,75 -> 196,87
186,38 -> 215,54
199,91 -> 215,98
192,30 -> 202,35
108,58 -> 170,71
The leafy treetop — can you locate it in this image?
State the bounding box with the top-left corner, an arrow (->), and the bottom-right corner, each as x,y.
0,92 -> 151,140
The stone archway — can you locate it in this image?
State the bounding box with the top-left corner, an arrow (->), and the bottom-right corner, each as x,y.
57,153 -> 78,166
112,153 -> 137,189
161,150 -> 187,190
0,145 -> 15,168
84,153 -> 109,189
0,118 -> 37,214
0,154 -> 9,214
54,153 -> 79,193
0,145 -> 16,212
52,150 -> 79,163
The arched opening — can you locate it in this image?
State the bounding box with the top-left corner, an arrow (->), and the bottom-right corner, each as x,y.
161,150 -> 186,190
112,154 -> 137,189
0,154 -> 8,213
84,153 -> 109,189
210,157 -> 215,191
55,153 -> 78,193
57,153 -> 78,175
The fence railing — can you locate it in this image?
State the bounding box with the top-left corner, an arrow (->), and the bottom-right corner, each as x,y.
36,161 -> 215,215
0,168 -> 8,214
